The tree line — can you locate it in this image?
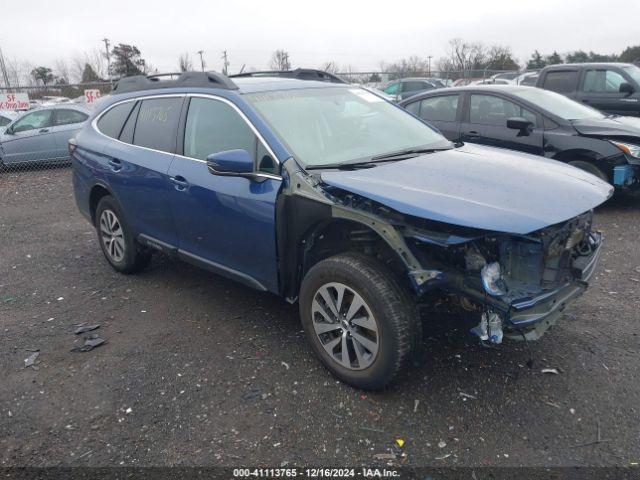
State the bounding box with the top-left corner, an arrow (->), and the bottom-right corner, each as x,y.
14,39 -> 640,88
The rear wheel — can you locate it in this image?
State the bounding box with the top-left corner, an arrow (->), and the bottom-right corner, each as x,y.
568,160 -> 608,182
95,195 -> 151,274
299,252 -> 420,390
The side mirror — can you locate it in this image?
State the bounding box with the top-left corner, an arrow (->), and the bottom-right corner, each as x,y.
619,82 -> 635,96
506,117 -> 534,136
206,149 -> 254,176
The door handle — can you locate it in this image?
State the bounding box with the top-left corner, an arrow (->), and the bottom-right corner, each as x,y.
465,130 -> 481,139
170,175 -> 189,191
108,159 -> 122,171
39,128 -> 49,133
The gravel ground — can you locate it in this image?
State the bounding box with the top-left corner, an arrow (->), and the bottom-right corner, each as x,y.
1,167 -> 639,468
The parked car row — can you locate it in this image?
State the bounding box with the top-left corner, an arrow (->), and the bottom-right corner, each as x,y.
0,105 -> 89,168
69,70 -> 611,389
399,84 -> 640,194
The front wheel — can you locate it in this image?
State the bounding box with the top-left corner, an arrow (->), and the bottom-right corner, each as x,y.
299,253 -> 420,390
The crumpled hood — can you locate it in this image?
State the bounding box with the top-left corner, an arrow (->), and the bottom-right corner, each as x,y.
571,115 -> 640,137
320,143 -> 613,234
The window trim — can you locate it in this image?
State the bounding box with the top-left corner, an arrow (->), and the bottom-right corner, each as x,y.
92,93 -> 281,180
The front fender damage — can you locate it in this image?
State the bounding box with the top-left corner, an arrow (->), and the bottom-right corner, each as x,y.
279,159 -> 603,343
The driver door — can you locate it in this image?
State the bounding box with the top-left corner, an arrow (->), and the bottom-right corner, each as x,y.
460,93 -> 544,155
0,109 -> 56,164
167,96 -> 282,293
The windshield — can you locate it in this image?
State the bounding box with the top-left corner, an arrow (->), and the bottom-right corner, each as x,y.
245,87 -> 450,167
510,88 -> 605,120
623,65 -> 640,86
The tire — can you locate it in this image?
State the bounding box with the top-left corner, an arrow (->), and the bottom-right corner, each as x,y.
568,160 -> 608,182
94,195 -> 151,274
299,252 -> 420,390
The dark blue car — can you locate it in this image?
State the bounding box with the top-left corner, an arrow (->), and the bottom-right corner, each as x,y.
72,71 -> 612,389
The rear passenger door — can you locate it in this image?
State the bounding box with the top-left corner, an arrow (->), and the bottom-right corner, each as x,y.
96,96 -> 183,246
167,95 -> 282,293
406,94 -> 461,141
460,93 -> 544,155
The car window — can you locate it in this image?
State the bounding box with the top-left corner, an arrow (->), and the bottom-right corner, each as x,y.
133,97 -> 182,153
419,95 -> 459,122
623,65 -> 640,86
383,82 -> 400,95
403,81 -> 429,93
184,97 -> 258,164
0,115 -> 11,127
542,71 -> 578,93
54,109 -> 88,126
582,70 -> 627,93
10,110 -> 53,133
246,87 -> 450,168
469,94 -> 537,127
404,101 -> 420,115
97,102 -> 137,139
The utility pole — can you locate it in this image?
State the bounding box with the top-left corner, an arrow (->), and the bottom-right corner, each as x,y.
427,55 -> 432,76
221,50 -> 229,75
102,38 -> 111,80
197,50 -> 205,72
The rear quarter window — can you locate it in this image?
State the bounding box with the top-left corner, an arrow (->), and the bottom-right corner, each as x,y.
133,98 -> 182,152
543,71 -> 578,93
97,102 -> 136,139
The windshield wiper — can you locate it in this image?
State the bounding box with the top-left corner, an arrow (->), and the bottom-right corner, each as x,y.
370,146 -> 453,162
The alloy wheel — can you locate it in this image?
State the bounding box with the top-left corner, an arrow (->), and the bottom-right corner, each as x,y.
311,282 -> 379,370
99,209 -> 125,262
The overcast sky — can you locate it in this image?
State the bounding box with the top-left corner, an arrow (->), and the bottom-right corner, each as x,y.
1,0 -> 638,74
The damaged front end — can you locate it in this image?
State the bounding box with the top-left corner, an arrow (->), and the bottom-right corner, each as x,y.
326,187 -> 603,343
410,211 -> 603,342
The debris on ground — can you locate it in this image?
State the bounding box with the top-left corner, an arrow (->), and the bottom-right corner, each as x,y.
395,439 -> 405,447
438,440 -> 447,449
281,361 -> 290,370
459,392 -> 477,400
360,426 -> 385,433
71,335 -> 107,353
242,388 -> 263,401
571,421 -> 611,448
435,453 -> 452,460
413,399 -> 420,413
373,453 -> 396,460
24,351 -> 40,368
541,368 -> 560,375
74,324 -> 100,335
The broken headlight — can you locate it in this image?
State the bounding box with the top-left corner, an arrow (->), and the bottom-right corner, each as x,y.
481,262 -> 507,297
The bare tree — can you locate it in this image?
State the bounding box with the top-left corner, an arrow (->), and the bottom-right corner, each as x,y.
320,61 -> 339,73
54,59 -> 71,83
178,53 -> 193,72
269,50 -> 291,71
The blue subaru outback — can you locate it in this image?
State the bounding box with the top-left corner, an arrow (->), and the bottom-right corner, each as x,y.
72,70 -> 612,389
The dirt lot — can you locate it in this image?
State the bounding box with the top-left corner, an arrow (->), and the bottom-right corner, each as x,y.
1,167 -> 639,468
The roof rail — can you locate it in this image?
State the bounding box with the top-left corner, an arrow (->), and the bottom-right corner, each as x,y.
112,71 -> 238,94
229,68 -> 346,84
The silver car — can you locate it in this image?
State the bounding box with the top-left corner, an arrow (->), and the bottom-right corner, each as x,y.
0,105 -> 89,167
0,110 -> 18,132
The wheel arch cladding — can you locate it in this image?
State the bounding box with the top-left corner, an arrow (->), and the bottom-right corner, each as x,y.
89,184 -> 113,224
